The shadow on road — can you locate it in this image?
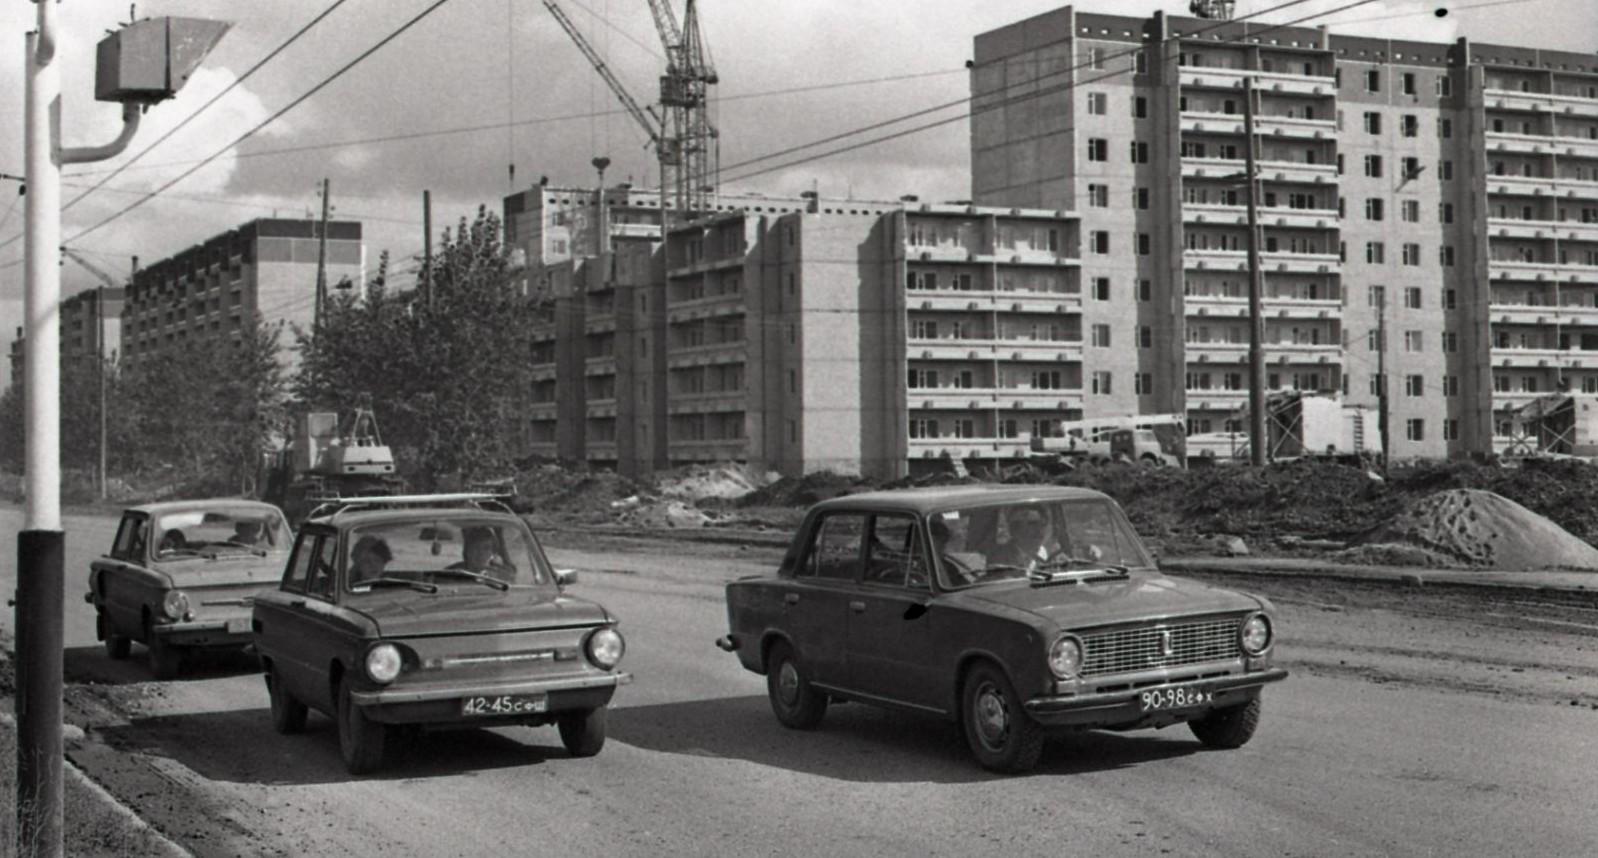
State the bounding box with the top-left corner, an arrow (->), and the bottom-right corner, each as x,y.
64,644 -> 262,686
91,708 -> 585,785
610,695 -> 1200,783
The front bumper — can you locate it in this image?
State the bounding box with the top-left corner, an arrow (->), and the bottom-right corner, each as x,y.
1024,668 -> 1289,728
149,616 -> 254,648
351,671 -> 632,725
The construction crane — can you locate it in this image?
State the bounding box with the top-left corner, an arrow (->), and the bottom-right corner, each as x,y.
1189,0 -> 1236,20
543,0 -> 718,222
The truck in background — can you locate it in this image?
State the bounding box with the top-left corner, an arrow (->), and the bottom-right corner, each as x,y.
1186,392 -> 1381,466
1499,393 -> 1598,459
1029,413 -> 1187,467
258,402 -> 408,524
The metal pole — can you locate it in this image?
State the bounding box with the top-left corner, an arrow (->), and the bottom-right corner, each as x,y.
314,177 -> 330,329
19,2 -> 65,852
422,189 -> 432,309
1378,290 -> 1390,473
1243,76 -> 1267,466
97,286 -> 106,499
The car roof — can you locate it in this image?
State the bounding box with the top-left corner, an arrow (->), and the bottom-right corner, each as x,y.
811,484 -> 1110,515
127,498 -> 285,517
308,506 -> 522,530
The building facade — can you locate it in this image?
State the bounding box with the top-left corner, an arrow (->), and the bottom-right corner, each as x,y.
971,5 -> 1598,458
121,218 -> 364,367
8,286 -> 124,390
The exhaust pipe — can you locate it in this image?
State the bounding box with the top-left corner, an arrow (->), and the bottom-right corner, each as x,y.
714,635 -> 739,652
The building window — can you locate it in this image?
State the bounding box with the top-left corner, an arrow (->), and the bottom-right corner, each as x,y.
1402,243 -> 1421,265
1130,141 -> 1150,164
1139,326 -> 1153,348
1404,331 -> 1423,352
1091,324 -> 1111,347
1091,371 -> 1112,395
1091,231 -> 1110,254
1444,418 -> 1459,441
1440,160 -> 1454,180
1137,233 -> 1152,255
1437,76 -> 1452,97
1406,418 -> 1425,441
1404,287 -> 1422,309
1443,375 -> 1459,397
1088,183 -> 1109,208
1401,114 -> 1418,137
1402,72 -> 1416,95
1133,95 -> 1148,118
1402,157 -> 1421,180
1138,279 -> 1152,302
1442,331 -> 1457,352
1134,187 -> 1150,210
1088,92 -> 1107,115
1090,47 -> 1106,70
1093,277 -> 1110,300
1363,111 -> 1382,135
1365,69 -> 1381,92
1440,245 -> 1456,267
1134,372 -> 1153,394
1368,285 -> 1386,307
1401,200 -> 1419,223
1440,202 -> 1454,223
1366,242 -> 1386,264
1365,198 -> 1384,221
1364,155 -> 1383,178
1087,138 -> 1108,162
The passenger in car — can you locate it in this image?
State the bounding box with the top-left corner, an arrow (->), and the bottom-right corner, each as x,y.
157,529 -> 188,556
350,535 -> 393,583
994,509 -> 1054,570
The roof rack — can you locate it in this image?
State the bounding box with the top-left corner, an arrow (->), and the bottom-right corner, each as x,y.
305,492 -> 517,520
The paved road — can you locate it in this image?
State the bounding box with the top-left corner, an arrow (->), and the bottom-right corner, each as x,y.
3,508 -> 1597,857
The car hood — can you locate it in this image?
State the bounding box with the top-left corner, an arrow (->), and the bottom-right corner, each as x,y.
153,556 -> 286,590
352,589 -> 612,638
954,571 -> 1261,630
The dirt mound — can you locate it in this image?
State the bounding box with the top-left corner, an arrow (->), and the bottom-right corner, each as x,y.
657,464 -> 770,502
513,464 -> 650,521
1364,489 -> 1598,570
738,471 -> 878,507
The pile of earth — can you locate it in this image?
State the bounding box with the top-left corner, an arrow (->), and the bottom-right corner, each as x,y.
657,464 -> 773,502
512,464 -> 651,523
1358,488 -> 1598,570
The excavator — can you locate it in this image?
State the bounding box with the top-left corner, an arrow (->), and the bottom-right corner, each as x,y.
258,398 -> 408,524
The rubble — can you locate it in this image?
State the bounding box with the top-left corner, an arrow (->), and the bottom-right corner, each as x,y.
1360,489 -> 1598,571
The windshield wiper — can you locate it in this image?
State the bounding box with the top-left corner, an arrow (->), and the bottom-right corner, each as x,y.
355,576 -> 439,594
433,569 -> 511,591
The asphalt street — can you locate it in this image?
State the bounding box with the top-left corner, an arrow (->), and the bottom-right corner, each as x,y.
2,507 -> 1597,857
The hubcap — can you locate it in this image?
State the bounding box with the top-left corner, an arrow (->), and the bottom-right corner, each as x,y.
778,661 -> 800,707
973,682 -> 1009,750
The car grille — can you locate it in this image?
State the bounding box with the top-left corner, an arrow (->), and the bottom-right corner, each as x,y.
1079,616 -> 1242,677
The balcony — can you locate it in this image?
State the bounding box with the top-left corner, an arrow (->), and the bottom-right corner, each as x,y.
1187,294 -> 1342,320
1178,67 -> 1337,98
1179,110 -> 1336,141
1182,202 -> 1339,230
530,364 -> 557,382
528,402 -> 558,420
1490,346 -> 1567,368
907,289 -> 1084,314
979,249 -> 1079,267
1489,259 -> 1598,283
1488,217 -> 1598,244
1184,341 -> 1341,364
1181,157 -> 1337,185
1184,389 -> 1249,411
668,438 -> 749,461
1184,248 -> 1341,275
667,253 -> 746,279
1484,88 -> 1598,118
584,313 -> 617,334
1487,174 -> 1598,202
585,442 -> 620,461
667,293 -> 745,323
907,437 -> 1033,460
907,337 -> 1083,362
584,356 -> 617,377
665,341 -> 746,368
667,391 -> 745,415
585,398 -> 618,419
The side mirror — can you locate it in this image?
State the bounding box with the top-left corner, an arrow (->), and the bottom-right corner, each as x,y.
554,568 -> 578,587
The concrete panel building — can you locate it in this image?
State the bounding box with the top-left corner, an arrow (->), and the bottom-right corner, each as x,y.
8,285 -> 124,390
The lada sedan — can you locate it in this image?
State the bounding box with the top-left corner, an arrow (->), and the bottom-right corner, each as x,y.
251,496 -> 631,774
86,499 -> 292,679
716,485 -> 1287,773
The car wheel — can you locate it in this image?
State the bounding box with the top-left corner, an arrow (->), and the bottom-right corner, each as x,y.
557,707 -> 608,757
337,673 -> 387,775
266,666 -> 308,735
144,619 -> 181,680
961,662 -> 1044,774
1188,697 -> 1261,749
764,641 -> 827,730
99,612 -> 130,660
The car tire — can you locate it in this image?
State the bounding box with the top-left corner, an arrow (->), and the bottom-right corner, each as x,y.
765,641 -> 827,730
266,666 -> 308,735
1188,697 -> 1261,749
100,612 -> 130,661
557,707 -> 608,757
144,618 -> 181,680
337,673 -> 387,775
961,662 -> 1045,774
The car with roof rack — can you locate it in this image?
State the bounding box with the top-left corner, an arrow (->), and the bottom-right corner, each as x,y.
86,499 -> 293,679
715,485 -> 1286,773
250,492 -> 630,774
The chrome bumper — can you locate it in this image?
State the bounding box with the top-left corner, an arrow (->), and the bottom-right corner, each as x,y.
1025,668 -> 1289,718
350,671 -> 632,706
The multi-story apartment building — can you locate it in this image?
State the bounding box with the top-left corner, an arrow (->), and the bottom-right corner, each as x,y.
7,286 -> 123,389
122,218 -> 364,367
970,5 -> 1598,458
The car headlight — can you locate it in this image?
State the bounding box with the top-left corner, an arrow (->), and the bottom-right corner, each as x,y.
365,643 -> 403,684
161,590 -> 190,621
1241,614 -> 1272,655
1048,635 -> 1082,679
585,627 -> 625,669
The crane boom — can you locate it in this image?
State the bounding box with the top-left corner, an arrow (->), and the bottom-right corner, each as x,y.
542,0 -> 663,145
60,246 -> 122,288
644,0 -> 682,62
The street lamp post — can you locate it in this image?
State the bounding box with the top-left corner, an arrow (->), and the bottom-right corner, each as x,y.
18,6 -> 228,855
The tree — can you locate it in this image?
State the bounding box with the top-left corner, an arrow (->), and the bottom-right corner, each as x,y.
295,208 -> 536,486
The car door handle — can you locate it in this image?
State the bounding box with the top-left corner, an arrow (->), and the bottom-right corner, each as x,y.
783,593 -> 800,605
849,601 -> 866,613
289,599 -> 306,608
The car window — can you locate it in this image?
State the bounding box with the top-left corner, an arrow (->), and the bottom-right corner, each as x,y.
803,514 -> 865,581
864,515 -> 926,589
305,537 -> 338,600
282,533 -> 317,593
343,518 -> 553,593
112,515 -> 149,562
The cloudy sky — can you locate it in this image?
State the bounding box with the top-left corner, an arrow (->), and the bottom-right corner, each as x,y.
1,0 -> 1595,374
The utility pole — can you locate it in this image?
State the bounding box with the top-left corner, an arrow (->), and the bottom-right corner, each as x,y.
1243,76 -> 1267,466
313,178 -> 330,329
1377,289 -> 1390,473
422,189 -> 433,309
21,6 -> 228,855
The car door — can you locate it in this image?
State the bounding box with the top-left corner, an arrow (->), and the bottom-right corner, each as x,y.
784,512 -> 867,688
93,513 -> 151,637
847,514 -> 941,711
256,531 -> 346,712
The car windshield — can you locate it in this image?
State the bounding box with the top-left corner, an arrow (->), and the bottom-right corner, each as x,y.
153,507 -> 291,559
928,497 -> 1155,589
343,518 -> 552,593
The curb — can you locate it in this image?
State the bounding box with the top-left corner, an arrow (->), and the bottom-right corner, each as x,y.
62,757 -> 192,858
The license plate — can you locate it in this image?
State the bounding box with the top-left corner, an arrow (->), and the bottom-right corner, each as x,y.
225,618 -> 251,635
1139,685 -> 1213,712
460,694 -> 548,716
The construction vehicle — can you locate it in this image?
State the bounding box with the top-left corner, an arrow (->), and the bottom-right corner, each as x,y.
1186,392 -> 1381,465
1030,413 -> 1186,466
1500,393 -> 1598,458
259,401 -> 408,524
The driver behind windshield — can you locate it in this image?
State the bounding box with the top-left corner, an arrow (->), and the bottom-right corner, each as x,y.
449,526 -> 512,581
993,508 -> 1057,571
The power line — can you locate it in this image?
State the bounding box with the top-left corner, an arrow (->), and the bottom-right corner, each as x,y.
57,0 -> 354,218
61,0 -> 460,247
721,0 -> 1379,188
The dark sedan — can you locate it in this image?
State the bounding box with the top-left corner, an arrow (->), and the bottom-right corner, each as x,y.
717,485 -> 1286,773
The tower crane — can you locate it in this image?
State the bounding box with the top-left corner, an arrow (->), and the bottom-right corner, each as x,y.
542,0 -> 718,222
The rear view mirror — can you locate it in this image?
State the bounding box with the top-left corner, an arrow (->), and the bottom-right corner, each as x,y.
554,568 -> 578,587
